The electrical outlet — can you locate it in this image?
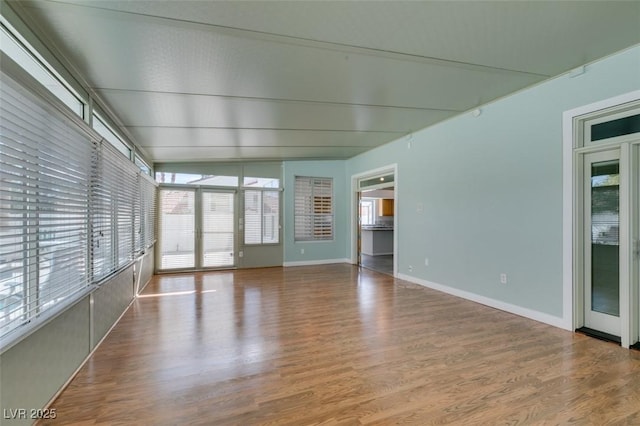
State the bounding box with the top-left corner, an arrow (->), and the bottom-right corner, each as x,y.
408,265 -> 413,272
500,273 -> 507,284
424,258 -> 429,266
301,248 -> 305,254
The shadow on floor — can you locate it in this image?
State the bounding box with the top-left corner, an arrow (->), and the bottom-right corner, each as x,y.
360,254 -> 393,276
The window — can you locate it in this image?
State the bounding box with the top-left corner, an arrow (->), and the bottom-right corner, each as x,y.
0,58 -> 157,342
0,23 -> 84,117
243,177 -> 280,245
243,177 -> 279,188
360,199 -> 376,225
1,67 -> 93,339
359,173 -> 394,191
591,114 -> 640,142
294,176 -> 333,241
244,190 -> 280,244
582,102 -> 640,147
91,142 -> 139,279
93,113 -> 131,159
137,174 -> 157,252
135,154 -> 151,176
155,172 -> 238,187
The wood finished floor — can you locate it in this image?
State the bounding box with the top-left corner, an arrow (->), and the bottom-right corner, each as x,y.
42,265 -> 640,425
360,254 -> 393,276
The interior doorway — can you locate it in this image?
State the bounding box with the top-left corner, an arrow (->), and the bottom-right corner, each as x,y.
359,185 -> 395,275
351,165 -> 398,277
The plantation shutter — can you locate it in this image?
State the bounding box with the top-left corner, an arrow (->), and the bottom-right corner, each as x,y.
294,176 -> 333,241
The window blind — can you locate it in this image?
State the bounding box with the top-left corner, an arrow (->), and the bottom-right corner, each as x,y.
0,70 -> 94,339
158,189 -> 195,270
134,175 -> 142,254
143,177 -> 157,249
262,190 -> 279,244
137,173 -> 157,252
244,190 -> 261,245
0,53 -> 157,343
92,141 -> 141,279
294,176 -> 333,241
244,190 -> 279,245
201,192 -> 234,267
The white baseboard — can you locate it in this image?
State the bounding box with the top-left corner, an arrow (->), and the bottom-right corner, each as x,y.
396,273 -> 570,330
283,258 -> 351,267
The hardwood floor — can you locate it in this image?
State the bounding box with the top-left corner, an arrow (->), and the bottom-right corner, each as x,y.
360,254 -> 393,276
42,265 -> 640,425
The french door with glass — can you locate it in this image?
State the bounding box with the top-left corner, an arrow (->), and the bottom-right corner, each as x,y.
574,100 -> 640,347
583,150 -> 621,337
158,187 -> 236,271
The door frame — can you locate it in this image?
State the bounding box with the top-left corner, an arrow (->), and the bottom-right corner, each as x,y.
563,90 -> 640,347
156,184 -> 239,272
350,164 -> 398,277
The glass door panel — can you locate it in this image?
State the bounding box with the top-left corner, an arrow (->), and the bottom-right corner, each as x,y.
158,189 -> 195,270
201,191 -> 235,268
584,151 -> 620,336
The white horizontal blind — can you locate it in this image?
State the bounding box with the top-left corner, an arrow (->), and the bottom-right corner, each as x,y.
294,176 -> 333,241
90,145 -> 113,280
263,190 -> 279,244
142,176 -> 157,249
111,144 -> 137,267
202,191 -> 235,267
137,174 -> 157,253
134,174 -> 142,253
158,189 -> 195,270
244,190 -> 279,245
92,142 -> 139,278
0,71 -> 93,339
244,190 -> 261,245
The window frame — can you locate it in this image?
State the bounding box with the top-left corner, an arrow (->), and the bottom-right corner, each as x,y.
582,101 -> 640,148
0,21 -> 85,119
244,188 -> 281,246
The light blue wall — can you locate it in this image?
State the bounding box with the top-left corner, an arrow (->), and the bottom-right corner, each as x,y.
346,45 -> 640,318
283,160 -> 348,263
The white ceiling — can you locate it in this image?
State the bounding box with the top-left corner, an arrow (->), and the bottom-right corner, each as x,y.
11,0 -> 640,163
